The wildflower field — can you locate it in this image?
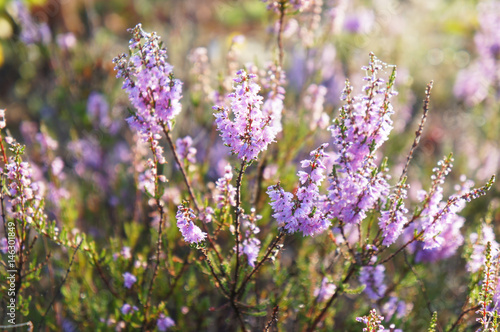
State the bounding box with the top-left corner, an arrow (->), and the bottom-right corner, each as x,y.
0,0 -> 500,331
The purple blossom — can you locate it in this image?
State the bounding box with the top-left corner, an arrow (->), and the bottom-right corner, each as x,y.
359,258 -> 387,301
123,272 -> 137,289
303,84 -> 329,130
56,32 -> 77,50
326,54 -> 395,225
214,164 -> 236,209
414,216 -> 464,263
113,24 -> 182,141
267,144 -> 331,236
176,136 -> 197,164
314,277 -> 337,302
467,224 -> 499,273
378,185 -> 409,247
381,296 -> 411,322
412,156 -> 463,250
4,146 -> 44,224
188,47 -> 212,99
343,9 -> 375,34
176,204 -> 207,244
157,314 -> 175,331
200,206 -> 215,223
87,92 -> 110,128
242,238 -> 261,268
356,309 -> 385,332
454,1 -> 500,105
214,70 -> 276,161
14,1 -> 51,45
240,209 -> 262,267
121,303 -> 138,315
261,63 -> 286,134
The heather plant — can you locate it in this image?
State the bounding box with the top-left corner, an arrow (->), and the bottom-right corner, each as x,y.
0,0 -> 500,331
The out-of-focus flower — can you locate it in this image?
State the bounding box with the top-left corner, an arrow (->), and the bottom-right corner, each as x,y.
157,314 -> 175,331
87,92 -> 110,128
314,277 -> 337,302
56,32 -> 77,50
343,9 -> 375,34
176,136 -> 197,164
214,164 -> 236,209
13,1 -> 51,45
303,84 -> 329,130
359,257 -> 387,301
120,303 -> 138,315
122,272 -> 137,289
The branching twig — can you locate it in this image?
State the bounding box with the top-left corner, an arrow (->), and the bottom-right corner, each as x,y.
141,201 -> 166,331
236,232 -> 284,298
399,81 -> 433,182
306,265 -> 357,332
264,305 -> 279,332
38,240 -> 83,331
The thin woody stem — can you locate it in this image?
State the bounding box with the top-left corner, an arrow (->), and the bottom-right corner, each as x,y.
232,160 -> 247,294
162,125 -> 224,264
399,81 -> 433,183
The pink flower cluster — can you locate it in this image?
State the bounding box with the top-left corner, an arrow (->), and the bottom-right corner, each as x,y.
267,144 -> 331,236
214,70 -> 276,161
176,204 -> 207,244
327,54 -> 395,225
4,147 -> 44,224
113,23 -> 182,139
214,164 -> 236,209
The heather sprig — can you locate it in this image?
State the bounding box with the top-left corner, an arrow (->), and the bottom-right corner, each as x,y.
213,69 -> 276,161
476,242 -> 499,330
267,143 -> 331,236
113,23 -> 182,139
356,308 -> 385,332
175,203 -> 207,244
359,257 -> 387,301
326,53 -> 396,225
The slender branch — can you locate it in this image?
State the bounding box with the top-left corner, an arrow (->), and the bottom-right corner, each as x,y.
264,305 -> 279,332
200,248 -> 230,297
162,126 -> 200,212
236,232 -> 284,298
399,81 -> 433,182
38,240 -> 83,331
232,160 -> 247,295
92,255 -> 121,299
162,125 -> 224,263
403,251 -> 434,316
141,201 -> 166,331
231,300 -> 248,332
0,129 -> 8,164
306,265 -> 357,332
164,255 -> 190,301
277,1 -> 286,72
447,305 -> 480,332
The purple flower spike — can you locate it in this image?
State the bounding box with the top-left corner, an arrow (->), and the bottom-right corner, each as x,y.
326,54 -> 395,225
157,314 -> 175,331
113,24 -> 183,141
122,272 -> 137,289
214,70 -> 276,161
176,204 -> 207,244
267,144 -> 331,236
